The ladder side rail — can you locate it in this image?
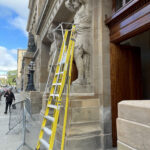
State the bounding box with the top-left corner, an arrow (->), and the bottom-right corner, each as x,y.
51,30 -> 68,101
48,26 -> 75,150
43,22 -> 65,99
52,25 -> 68,100
36,30 -> 68,150
48,30 -> 68,105
43,32 -> 60,98
61,26 -> 75,150
57,26 -> 75,99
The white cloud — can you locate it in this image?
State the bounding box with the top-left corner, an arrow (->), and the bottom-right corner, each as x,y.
0,46 -> 17,71
10,49 -> 17,55
0,0 -> 29,36
0,0 -> 29,18
10,16 -> 28,36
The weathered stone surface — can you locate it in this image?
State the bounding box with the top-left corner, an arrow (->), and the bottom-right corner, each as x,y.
118,141 -> 135,150
66,135 -> 101,150
21,91 -> 42,114
117,118 -> 150,150
54,94 -> 102,150
70,84 -> 93,93
29,91 -> 42,114
118,100 -> 150,126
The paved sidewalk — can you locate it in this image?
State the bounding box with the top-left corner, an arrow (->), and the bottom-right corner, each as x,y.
0,93 -> 41,150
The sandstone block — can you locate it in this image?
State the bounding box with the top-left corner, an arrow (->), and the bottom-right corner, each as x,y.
118,100 -> 150,126
118,141 -> 135,150
117,118 -> 150,150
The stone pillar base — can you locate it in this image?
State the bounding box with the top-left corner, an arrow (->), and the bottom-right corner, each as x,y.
40,92 -> 49,116
53,93 -> 101,150
70,84 -> 92,93
20,91 -> 42,114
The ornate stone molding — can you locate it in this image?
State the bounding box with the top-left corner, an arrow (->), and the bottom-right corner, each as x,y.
35,0 -> 65,39
27,0 -> 36,32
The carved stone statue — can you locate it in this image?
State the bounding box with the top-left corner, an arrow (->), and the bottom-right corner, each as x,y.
47,24 -> 62,72
27,32 -> 36,52
65,0 -> 91,85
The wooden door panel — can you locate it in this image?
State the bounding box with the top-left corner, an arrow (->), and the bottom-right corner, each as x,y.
110,43 -> 142,147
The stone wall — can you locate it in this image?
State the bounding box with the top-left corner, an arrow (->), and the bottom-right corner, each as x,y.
117,100 -> 150,150
93,0 -> 113,148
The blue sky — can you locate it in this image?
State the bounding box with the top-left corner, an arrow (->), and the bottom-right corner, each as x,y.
0,0 -> 29,72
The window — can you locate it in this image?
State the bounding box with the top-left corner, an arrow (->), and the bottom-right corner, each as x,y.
116,0 -> 132,10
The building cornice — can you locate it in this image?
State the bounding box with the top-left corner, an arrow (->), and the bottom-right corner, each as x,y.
35,0 -> 55,35
27,0 -> 36,32
36,0 -> 74,42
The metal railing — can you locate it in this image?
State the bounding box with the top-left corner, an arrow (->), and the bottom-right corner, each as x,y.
6,98 -> 32,150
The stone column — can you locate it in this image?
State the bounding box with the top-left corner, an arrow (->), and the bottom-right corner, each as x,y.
39,43 -> 49,91
93,0 -> 113,149
39,42 -> 50,115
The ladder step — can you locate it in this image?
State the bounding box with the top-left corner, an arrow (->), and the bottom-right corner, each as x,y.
57,62 -> 65,65
52,83 -> 61,86
55,72 -> 63,75
40,139 -> 49,149
50,94 -> 59,97
48,104 -> 60,110
42,127 -> 52,136
48,104 -> 57,109
45,115 -> 55,122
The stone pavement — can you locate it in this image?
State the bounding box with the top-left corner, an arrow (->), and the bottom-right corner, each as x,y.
0,92 -> 41,150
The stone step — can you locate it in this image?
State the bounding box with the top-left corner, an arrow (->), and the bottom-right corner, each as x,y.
61,97 -> 99,108
69,98 -> 99,108
118,100 -> 150,126
66,135 -> 101,150
59,106 -> 100,126
69,107 -> 100,123
69,120 -> 100,126
54,134 -> 101,150
117,118 -> 150,150
66,123 -> 101,138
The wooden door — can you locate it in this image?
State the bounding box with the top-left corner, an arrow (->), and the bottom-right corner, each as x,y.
110,43 -> 142,147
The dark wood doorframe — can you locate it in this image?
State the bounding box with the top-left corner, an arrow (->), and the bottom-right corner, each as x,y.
110,43 -> 142,146
106,1 -> 150,43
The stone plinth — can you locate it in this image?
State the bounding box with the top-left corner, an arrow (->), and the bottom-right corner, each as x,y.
70,84 -> 92,93
40,92 -> 49,115
21,91 -> 42,114
117,100 -> 150,150
54,93 -> 101,150
29,91 -> 42,114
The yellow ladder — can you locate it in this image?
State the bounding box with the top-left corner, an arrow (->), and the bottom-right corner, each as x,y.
36,25 -> 75,150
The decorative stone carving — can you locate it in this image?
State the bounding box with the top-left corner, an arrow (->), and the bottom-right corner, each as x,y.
65,0 -> 92,85
47,24 -> 62,73
27,32 -> 36,52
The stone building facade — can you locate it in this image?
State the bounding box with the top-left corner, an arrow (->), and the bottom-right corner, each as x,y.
21,0 -> 150,149
25,0 -> 112,149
